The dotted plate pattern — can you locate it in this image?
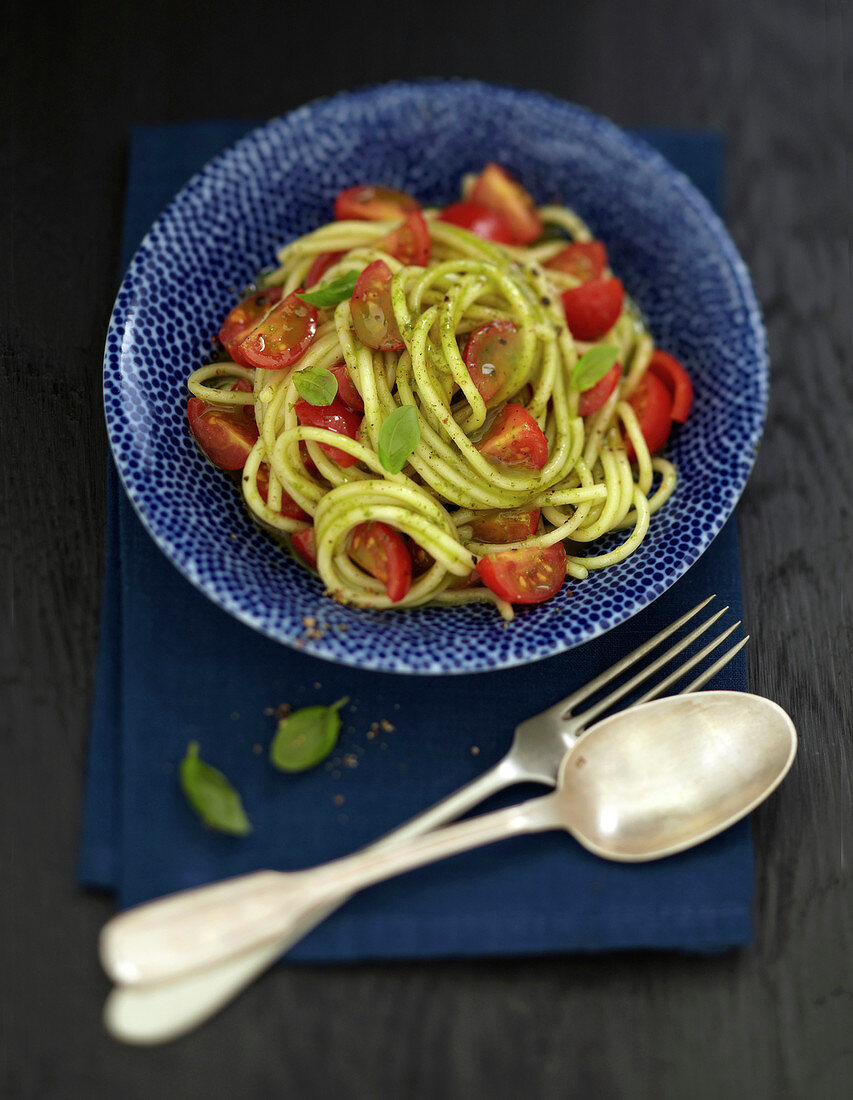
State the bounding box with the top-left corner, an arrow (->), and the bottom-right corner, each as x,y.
104,81 -> 768,674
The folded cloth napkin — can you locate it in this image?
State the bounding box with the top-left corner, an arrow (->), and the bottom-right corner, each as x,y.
79,122 -> 753,959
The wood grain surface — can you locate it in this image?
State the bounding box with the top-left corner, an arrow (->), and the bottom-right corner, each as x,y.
1,1 -> 851,1097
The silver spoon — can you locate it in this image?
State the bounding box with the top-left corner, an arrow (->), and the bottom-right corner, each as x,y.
102,690 -> 795,1040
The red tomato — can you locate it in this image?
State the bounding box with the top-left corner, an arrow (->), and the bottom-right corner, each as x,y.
470,508 -> 540,543
625,371 -> 673,460
406,538 -> 435,576
646,349 -> 693,422
349,521 -> 413,603
560,278 -> 624,342
334,185 -> 419,222
295,397 -> 363,467
437,201 -> 515,244
476,543 -> 567,605
477,403 -> 549,471
350,260 -> 404,350
291,526 -> 317,567
329,361 -> 364,412
254,463 -> 308,520
377,208 -> 431,266
545,240 -> 607,283
463,320 -> 525,404
238,290 -> 318,370
218,287 -> 283,367
468,163 -> 542,245
187,397 -> 259,471
577,362 -> 622,416
305,251 -> 344,288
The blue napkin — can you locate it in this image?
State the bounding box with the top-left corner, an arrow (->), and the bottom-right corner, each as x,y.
79,121 -> 753,958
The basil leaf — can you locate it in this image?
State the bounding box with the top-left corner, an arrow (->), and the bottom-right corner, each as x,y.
179,742 -> 252,836
270,697 -> 349,772
571,344 -> 620,392
297,271 -> 360,307
293,366 -> 338,407
378,405 -> 420,474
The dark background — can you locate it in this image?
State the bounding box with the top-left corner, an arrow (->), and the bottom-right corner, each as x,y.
2,1 -> 851,1097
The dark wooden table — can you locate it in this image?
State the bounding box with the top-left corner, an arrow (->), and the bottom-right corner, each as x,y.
3,2 -> 851,1096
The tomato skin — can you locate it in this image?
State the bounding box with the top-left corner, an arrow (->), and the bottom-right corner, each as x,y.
349,521 -> 413,603
625,371 -> 673,460
350,259 -> 404,351
560,278 -> 624,342
291,526 -> 317,567
470,508 -> 540,543
647,349 -> 693,422
254,463 -> 308,520
294,397 -> 363,467
238,290 -> 318,370
477,403 -> 549,472
463,320 -> 524,404
330,361 -> 364,412
545,240 -> 607,283
377,208 -> 431,266
219,286 -> 283,366
334,185 -> 418,222
187,397 -> 259,471
577,362 -> 622,416
476,543 -> 567,605
469,163 -> 542,245
305,250 -> 344,288
437,201 -> 515,244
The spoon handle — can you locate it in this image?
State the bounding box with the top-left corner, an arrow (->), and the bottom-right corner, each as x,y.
101,792 -> 561,988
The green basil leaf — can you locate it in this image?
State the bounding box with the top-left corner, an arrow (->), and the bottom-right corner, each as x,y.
270,697 -> 349,772
297,271 -> 360,307
378,405 -> 420,474
179,742 -> 252,836
571,344 -> 620,393
293,366 -> 339,407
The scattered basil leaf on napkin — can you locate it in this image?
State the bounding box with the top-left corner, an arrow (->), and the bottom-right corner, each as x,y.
179,742 -> 252,836
270,697 -> 349,772
293,366 -> 338,406
297,271 -> 360,307
378,405 -> 420,474
571,344 -> 619,392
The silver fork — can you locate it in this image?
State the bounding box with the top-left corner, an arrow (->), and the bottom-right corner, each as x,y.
103,595 -> 746,1044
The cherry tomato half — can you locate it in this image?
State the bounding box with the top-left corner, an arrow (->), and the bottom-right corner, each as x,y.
477,403 -> 549,472
218,286 -> 283,366
291,526 -> 317,567
545,240 -> 607,283
625,371 -> 673,460
577,362 -> 622,417
295,397 -> 363,467
470,508 -> 540,543
334,185 -> 419,222
330,361 -> 364,412
238,290 -> 318,370
305,251 -> 344,288
254,463 -> 308,520
437,201 -> 515,244
350,260 -> 404,350
560,277 -> 624,342
476,543 -> 567,605
646,349 -> 693,422
377,208 -> 431,266
187,397 -> 259,471
349,521 -> 413,603
468,163 -> 542,245
463,320 -> 526,405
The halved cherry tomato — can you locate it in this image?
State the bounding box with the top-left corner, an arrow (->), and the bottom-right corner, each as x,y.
437,201 -> 515,244
477,403 -> 548,471
470,508 -> 540,543
254,463 -> 308,520
560,277 -> 624,342
294,397 -> 363,467
545,240 -> 607,283
305,251 -> 344,288
406,538 -> 435,577
377,209 -> 431,266
646,349 -> 693,422
291,526 -> 317,567
350,260 -> 404,350
238,290 -> 318,370
330,361 -> 364,412
469,163 -> 542,245
625,371 -> 673,460
349,521 -> 412,603
334,185 -> 419,222
577,362 -> 622,416
218,286 -> 283,367
463,320 -> 526,404
187,397 -> 259,471
476,543 -> 567,605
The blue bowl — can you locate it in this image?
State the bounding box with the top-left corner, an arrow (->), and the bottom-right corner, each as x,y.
104,80 -> 767,674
